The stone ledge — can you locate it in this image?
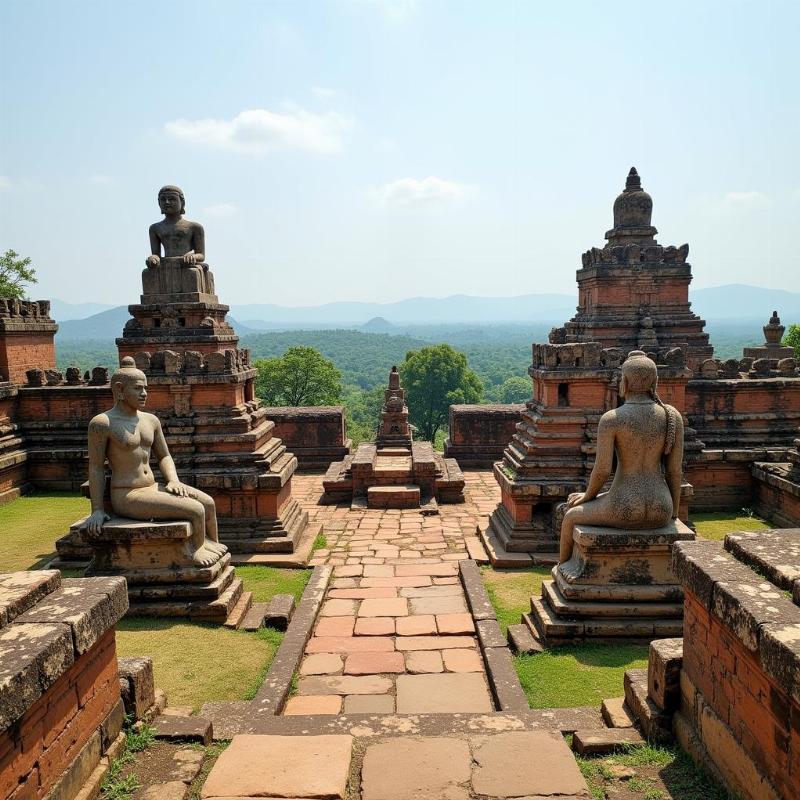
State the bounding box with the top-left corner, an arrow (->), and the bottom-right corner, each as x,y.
724,529 -> 800,592
0,569 -> 61,629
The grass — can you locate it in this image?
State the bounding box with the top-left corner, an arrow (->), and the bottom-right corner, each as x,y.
0,492 -> 89,571
100,717 -> 155,799
236,565 -> 311,603
115,619 -> 283,712
691,510 -> 770,541
312,532 -> 328,551
516,643 -> 649,708
577,743 -> 732,800
481,565 -> 550,634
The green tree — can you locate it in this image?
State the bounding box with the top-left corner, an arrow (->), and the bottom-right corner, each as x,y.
487,376 -> 530,403
0,250 -> 38,299
783,324 -> 800,358
254,346 -> 342,406
400,344 -> 483,441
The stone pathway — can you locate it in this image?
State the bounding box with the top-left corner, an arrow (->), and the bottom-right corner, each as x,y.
283,472 -> 500,715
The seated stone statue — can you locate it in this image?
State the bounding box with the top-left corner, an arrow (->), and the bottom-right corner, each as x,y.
559,350 -> 684,564
145,185 -> 206,268
84,357 -> 226,567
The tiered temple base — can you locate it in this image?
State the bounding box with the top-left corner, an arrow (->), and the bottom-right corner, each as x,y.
78,515 -> 250,623
322,441 -> 465,510
526,520 -> 695,645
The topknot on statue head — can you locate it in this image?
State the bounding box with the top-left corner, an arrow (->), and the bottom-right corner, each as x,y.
111,357 -> 147,399
157,184 -> 186,214
620,350 -> 658,395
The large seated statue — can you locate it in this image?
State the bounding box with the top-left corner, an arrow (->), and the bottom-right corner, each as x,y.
559,350 -> 684,564
85,357 -> 226,567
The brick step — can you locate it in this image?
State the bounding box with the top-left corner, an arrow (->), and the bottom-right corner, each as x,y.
224,590 -> 253,629
129,564 -> 236,600
624,669 -> 673,743
572,727 -> 645,755
367,484 -> 421,509
240,602 -> 269,631
600,697 -> 635,729
128,576 -> 244,622
542,580 -> 684,619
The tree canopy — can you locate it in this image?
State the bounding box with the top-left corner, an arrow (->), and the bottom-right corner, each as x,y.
400,344 -> 483,441
784,324 -> 800,359
485,375 -> 530,403
0,250 -> 38,299
254,346 -> 342,406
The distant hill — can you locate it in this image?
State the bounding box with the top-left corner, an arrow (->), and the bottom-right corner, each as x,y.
361,317 -> 395,333
50,299 -> 115,322
689,284 -> 800,321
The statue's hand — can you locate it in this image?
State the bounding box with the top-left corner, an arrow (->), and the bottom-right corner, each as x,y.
166,480 -> 189,497
182,252 -> 199,265
84,509 -> 110,535
566,492 -> 586,509
145,255 -> 160,268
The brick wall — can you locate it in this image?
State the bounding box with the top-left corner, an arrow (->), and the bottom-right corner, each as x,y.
0,629 -> 120,799
0,335 -> 56,386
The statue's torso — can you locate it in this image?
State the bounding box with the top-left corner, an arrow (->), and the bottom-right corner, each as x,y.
151,218 -> 199,257
106,411 -> 158,490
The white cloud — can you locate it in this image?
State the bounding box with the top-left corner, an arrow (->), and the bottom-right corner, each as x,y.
722,191 -> 770,208
165,106 -> 354,155
0,176 -> 10,190
88,174 -> 114,185
204,203 -> 238,217
373,176 -> 476,208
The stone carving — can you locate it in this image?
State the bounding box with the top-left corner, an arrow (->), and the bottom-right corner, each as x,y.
44,369 -> 63,386
83,357 -> 225,567
764,310 -> 785,345
558,351 -> 684,563
90,366 -> 109,385
65,366 -> 82,385
25,368 -> 43,386
637,316 -> 658,351
699,359 -> 720,379
146,186 -> 205,268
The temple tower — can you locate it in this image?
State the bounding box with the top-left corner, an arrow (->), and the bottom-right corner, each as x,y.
375,366 -> 412,449
559,168 -> 713,371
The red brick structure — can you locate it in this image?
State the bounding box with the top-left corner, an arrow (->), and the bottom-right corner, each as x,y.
264,406 -> 351,470
0,300 -> 57,386
444,403 -> 524,467
668,535 -> 800,799
0,570 -> 128,800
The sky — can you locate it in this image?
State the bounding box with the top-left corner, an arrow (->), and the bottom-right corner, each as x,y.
1,0 -> 798,307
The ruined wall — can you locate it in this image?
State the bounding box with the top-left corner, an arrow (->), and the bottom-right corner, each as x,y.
0,572 -> 128,800
0,302 -> 58,386
444,404 -> 525,467
263,406 -> 351,469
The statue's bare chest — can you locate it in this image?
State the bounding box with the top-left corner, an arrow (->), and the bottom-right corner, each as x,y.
155,221 -> 195,253
109,421 -> 153,452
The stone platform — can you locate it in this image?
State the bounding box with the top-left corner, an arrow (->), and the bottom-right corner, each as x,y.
78,515 -> 250,623
322,441 -> 465,510
527,520 -> 695,645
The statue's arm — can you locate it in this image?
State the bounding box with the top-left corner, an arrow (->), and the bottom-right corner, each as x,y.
151,415 -> 190,496
665,410 -> 684,518
192,223 -> 205,263
85,417 -> 111,532
583,415 -> 615,501
146,225 -> 161,267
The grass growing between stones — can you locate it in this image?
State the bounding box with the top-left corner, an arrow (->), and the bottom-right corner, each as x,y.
0,491 -> 89,571
576,743 -> 731,800
691,510 -> 770,541
236,565 -> 312,602
481,565 -> 550,634
516,644 -> 648,708
115,619 -> 283,712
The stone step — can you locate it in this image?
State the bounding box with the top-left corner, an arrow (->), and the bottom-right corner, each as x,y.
648,637 -> 683,712
507,623 -> 543,655
600,697 -> 636,729
367,484 -> 421,509
0,570 -> 61,629
624,668 -> 673,743
240,602 -> 269,631
572,727 -> 645,755
129,564 -> 236,600
127,575 -> 244,622
224,590 -> 253,629
542,580 -> 684,619
264,593 -> 296,630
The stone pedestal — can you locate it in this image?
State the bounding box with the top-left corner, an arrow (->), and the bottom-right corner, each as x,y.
526,520 -> 695,645
78,515 -> 250,623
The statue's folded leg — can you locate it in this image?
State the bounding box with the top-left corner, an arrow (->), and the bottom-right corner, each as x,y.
559,493 -> 614,564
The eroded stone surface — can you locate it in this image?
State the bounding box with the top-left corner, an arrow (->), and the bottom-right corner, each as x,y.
0,570 -> 60,629
395,673 -> 493,713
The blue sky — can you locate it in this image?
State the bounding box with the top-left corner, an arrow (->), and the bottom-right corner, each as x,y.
1,0 -> 798,306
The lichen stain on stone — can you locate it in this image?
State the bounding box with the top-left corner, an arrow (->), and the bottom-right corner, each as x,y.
609,559 -> 653,585
467,715 -> 524,731
380,716 -> 418,733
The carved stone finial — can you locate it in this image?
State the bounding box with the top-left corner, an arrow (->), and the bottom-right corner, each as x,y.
764,310 -> 785,345
606,167 -> 658,246
625,167 -> 642,191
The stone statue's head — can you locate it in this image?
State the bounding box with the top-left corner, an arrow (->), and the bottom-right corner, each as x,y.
620,350 -> 658,398
111,357 -> 148,406
158,185 -> 185,215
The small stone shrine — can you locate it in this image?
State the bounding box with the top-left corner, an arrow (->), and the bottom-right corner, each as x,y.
742,310 -> 795,361
525,352 -> 696,644
67,358 -> 249,623
323,366 -> 465,509
0,570 -> 128,800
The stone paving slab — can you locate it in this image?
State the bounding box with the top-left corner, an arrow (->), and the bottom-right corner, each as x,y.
395,673 -> 493,713
200,734 -> 353,799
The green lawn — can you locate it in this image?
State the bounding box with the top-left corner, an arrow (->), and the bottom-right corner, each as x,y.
115,619 -> 282,712
691,510 -> 770,541
236,565 -> 311,602
481,565 -> 550,634
0,492 -> 89,571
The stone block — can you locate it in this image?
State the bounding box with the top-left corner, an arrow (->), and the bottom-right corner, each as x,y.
507,623 -> 543,655
0,570 -> 61,629
601,697 -> 635,728
476,618 -> 505,648
118,656 -> 155,721
572,728 -> 645,755
648,637 -> 683,711
395,673 -> 493,713
153,714 -> 213,745
264,594 -> 295,631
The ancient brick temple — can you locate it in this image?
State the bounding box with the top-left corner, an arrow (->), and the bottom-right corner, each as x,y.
465,168 -> 800,565
323,366 -> 465,510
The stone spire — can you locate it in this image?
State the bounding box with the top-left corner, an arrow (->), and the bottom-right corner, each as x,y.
763,310 -> 785,346
606,167 -> 658,245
